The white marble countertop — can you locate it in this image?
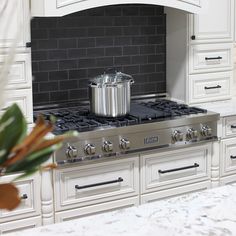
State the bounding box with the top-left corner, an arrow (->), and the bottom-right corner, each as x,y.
10,184 -> 236,236
197,98 -> 236,117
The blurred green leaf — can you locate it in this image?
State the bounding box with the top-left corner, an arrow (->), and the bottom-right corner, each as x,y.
14,168 -> 38,181
5,143 -> 62,173
0,104 -> 26,164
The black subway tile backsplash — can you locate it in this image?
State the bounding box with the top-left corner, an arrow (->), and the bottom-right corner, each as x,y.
31,4 -> 166,105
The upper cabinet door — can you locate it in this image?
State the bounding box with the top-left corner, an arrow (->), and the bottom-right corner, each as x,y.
31,0 -> 207,17
0,0 -> 30,48
189,0 -> 234,44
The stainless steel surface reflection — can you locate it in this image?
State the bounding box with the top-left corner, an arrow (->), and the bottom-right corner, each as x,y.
89,78 -> 133,118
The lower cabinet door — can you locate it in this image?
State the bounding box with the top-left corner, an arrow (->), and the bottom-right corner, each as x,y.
54,157 -> 139,211
141,181 -> 211,204
55,197 -> 139,223
0,173 -> 41,223
141,144 -> 211,194
0,216 -> 41,235
221,138 -> 236,177
189,71 -> 232,104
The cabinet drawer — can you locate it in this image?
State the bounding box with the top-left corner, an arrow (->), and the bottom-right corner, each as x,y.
0,53 -> 32,89
224,116 -> 236,138
2,89 -> 33,123
0,216 -> 41,235
0,173 -> 41,223
55,197 -> 139,223
54,157 -> 139,211
189,44 -> 233,74
141,145 -> 211,194
221,138 -> 236,176
141,181 -> 211,204
189,72 -> 232,104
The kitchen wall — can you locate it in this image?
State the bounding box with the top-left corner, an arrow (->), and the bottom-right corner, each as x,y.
31,4 -> 166,106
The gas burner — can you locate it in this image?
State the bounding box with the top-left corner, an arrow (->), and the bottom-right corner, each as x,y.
34,99 -> 210,135
143,100 -> 207,117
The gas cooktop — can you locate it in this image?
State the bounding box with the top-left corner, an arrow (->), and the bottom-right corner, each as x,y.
34,98 -> 219,165
34,99 -> 207,135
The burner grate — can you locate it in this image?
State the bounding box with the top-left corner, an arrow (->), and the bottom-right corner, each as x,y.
34,99 -> 208,134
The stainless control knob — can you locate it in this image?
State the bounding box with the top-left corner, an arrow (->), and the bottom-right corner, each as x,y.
103,141 -> 113,152
66,145 -> 78,158
84,144 -> 96,155
186,128 -> 198,140
172,130 -> 184,143
201,125 -> 212,137
120,138 -> 131,150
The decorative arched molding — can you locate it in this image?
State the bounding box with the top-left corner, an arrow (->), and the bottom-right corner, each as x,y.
31,0 -> 207,17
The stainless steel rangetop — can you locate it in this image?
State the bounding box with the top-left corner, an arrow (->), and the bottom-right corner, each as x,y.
34,98 -> 220,165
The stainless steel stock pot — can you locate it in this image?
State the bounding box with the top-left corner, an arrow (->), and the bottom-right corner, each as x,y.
89,70 -> 134,117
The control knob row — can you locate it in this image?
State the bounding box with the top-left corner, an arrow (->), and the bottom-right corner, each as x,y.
66,138 -> 131,158
172,126 -> 212,143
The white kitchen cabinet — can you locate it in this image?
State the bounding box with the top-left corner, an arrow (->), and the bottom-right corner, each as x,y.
0,52 -> 32,90
166,0 -> 234,105
55,196 -> 139,223
0,173 -> 41,224
189,43 -> 233,74
141,181 -> 211,204
188,71 -> 233,104
31,0 -> 207,17
2,89 -> 33,123
221,138 -> 236,177
54,157 -> 139,211
0,216 -> 41,235
224,116 -> 236,138
0,0 -> 30,48
141,144 -> 211,194
189,0 -> 234,44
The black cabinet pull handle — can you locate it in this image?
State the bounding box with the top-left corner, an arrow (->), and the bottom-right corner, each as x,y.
26,42 -> 31,48
204,85 -> 222,90
158,163 -> 199,174
21,194 -> 28,200
231,125 -> 236,129
191,35 -> 196,40
230,155 -> 236,159
75,177 -> 124,190
205,56 -> 222,61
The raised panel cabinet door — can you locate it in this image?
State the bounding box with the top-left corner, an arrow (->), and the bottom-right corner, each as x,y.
0,0 -> 30,48
0,53 -> 32,89
141,144 -> 211,194
54,157 -> 139,211
2,88 -> 33,123
188,71 -> 233,104
0,173 -> 41,223
189,0 -> 234,43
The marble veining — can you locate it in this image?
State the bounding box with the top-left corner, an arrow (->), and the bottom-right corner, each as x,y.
9,184 -> 236,236
198,98 -> 236,117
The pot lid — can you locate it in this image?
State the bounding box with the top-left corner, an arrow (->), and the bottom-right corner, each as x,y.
90,70 -> 133,86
